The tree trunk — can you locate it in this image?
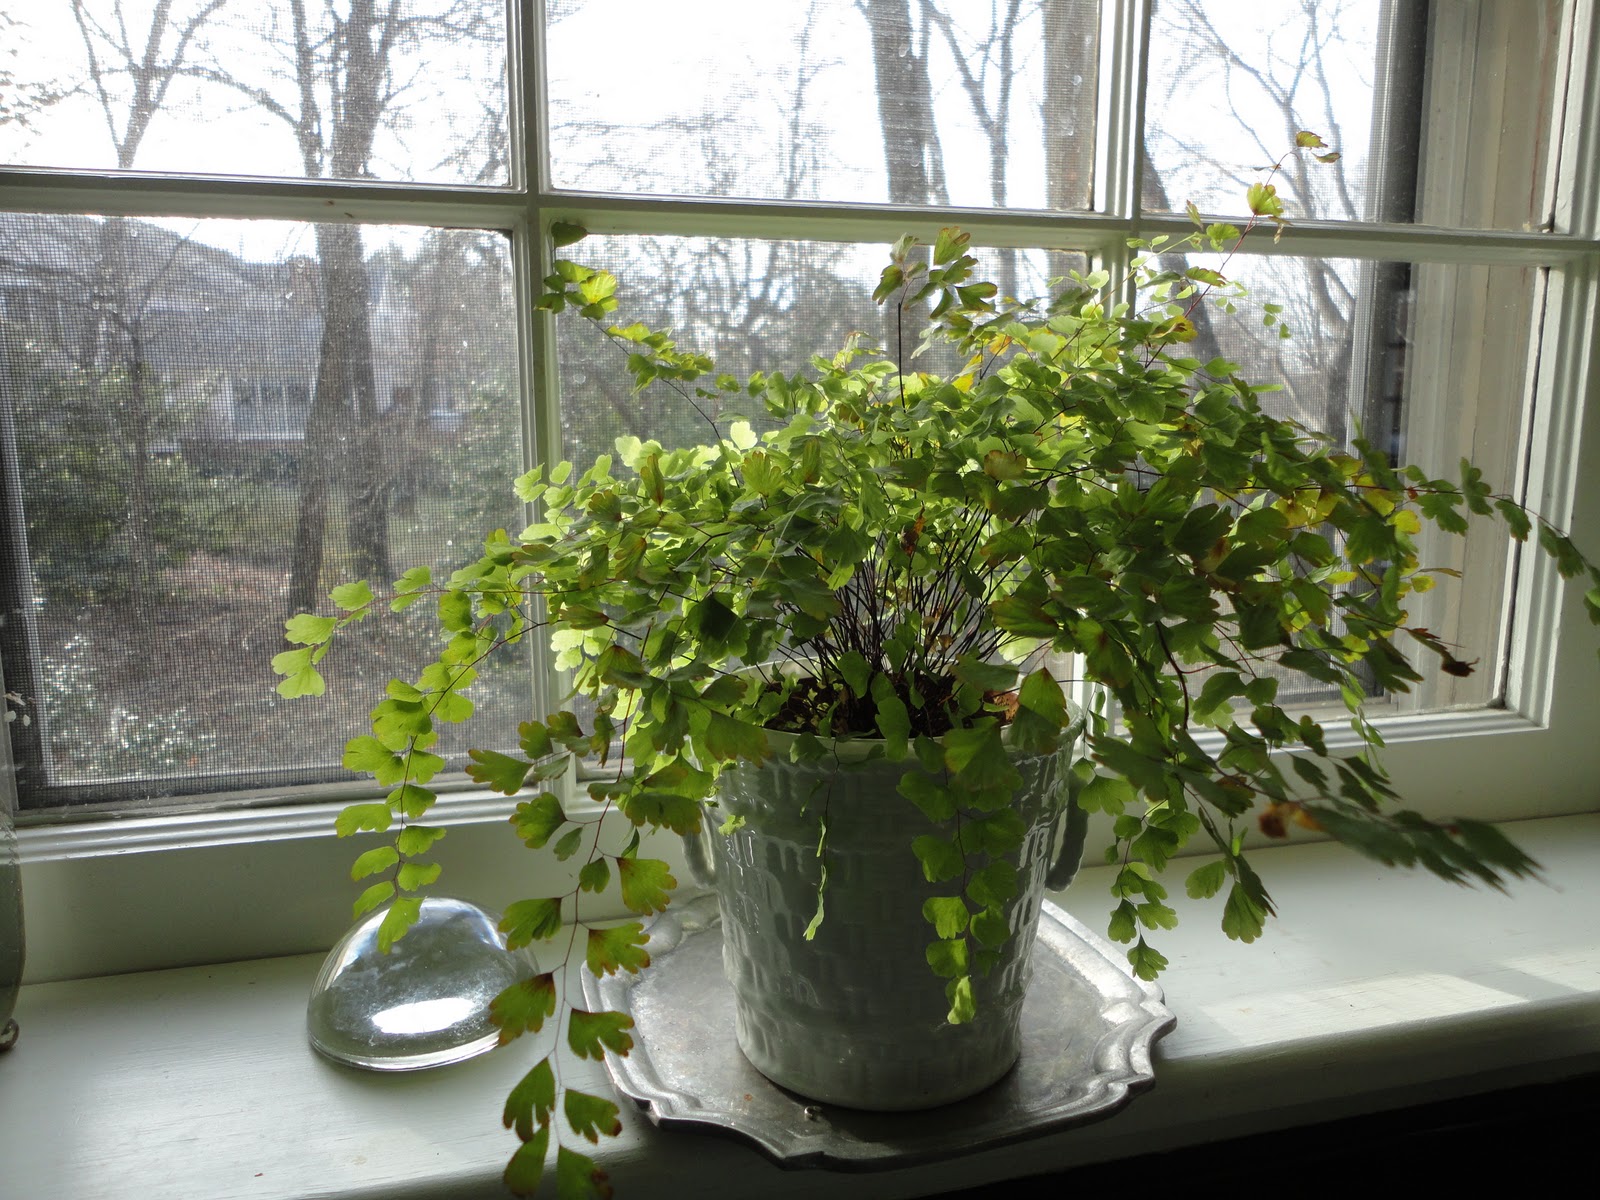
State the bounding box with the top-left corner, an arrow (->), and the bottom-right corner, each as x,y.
288,221 -> 386,612
1043,0 -> 1100,212
72,0 -> 192,621
87,216 -> 157,625
122,348 -> 156,610
863,0 -> 944,205
286,0 -> 397,611
863,0 -> 946,364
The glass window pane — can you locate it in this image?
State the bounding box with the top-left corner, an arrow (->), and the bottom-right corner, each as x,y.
0,2 -> 510,186
1155,249 -> 1537,710
552,234 -> 1087,464
0,214 -> 525,808
545,0 -> 1101,210
1146,0 -> 1564,232
557,236 -> 883,463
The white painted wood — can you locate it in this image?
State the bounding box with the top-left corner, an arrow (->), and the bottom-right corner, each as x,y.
3,815 -> 1597,1200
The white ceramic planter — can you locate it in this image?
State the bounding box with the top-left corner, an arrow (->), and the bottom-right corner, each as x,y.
686,716 -> 1086,1111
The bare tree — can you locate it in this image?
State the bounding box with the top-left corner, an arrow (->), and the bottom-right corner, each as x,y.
187,0 -> 500,612
0,12 -> 65,132
859,0 -> 948,206
854,2 -> 1109,307
372,229 -> 517,525
915,0 -> 1028,296
541,1 -> 863,459
65,0 -> 230,617
0,214 -> 232,611
1043,0 -> 1099,212
71,0 -> 231,171
1146,0 -> 1378,435
544,0 -> 839,207
777,2 -> 841,204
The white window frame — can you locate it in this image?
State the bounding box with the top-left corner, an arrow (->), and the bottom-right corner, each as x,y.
3,0 -> 1599,983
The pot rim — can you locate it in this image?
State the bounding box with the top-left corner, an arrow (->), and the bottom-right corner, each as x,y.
739,661 -> 1086,766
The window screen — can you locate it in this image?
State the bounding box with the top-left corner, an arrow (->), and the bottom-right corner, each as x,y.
0,214 -> 525,807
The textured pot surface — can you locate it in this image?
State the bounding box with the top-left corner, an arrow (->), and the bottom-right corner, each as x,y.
708,734 -> 1081,1110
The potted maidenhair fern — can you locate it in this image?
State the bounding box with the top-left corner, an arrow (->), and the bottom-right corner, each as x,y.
277,136 -> 1600,1196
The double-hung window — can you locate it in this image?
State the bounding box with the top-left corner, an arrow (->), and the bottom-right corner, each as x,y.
2,0 -> 1596,981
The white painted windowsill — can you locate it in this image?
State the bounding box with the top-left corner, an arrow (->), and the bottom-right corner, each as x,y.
3,812 -> 1598,1200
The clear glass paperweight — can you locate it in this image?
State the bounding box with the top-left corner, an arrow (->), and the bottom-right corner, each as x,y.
307,896 -> 535,1071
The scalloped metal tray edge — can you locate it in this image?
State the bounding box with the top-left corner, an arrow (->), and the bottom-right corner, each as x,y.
581,894 -> 1176,1170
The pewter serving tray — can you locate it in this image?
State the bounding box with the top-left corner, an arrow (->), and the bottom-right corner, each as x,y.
580,893 -> 1176,1170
